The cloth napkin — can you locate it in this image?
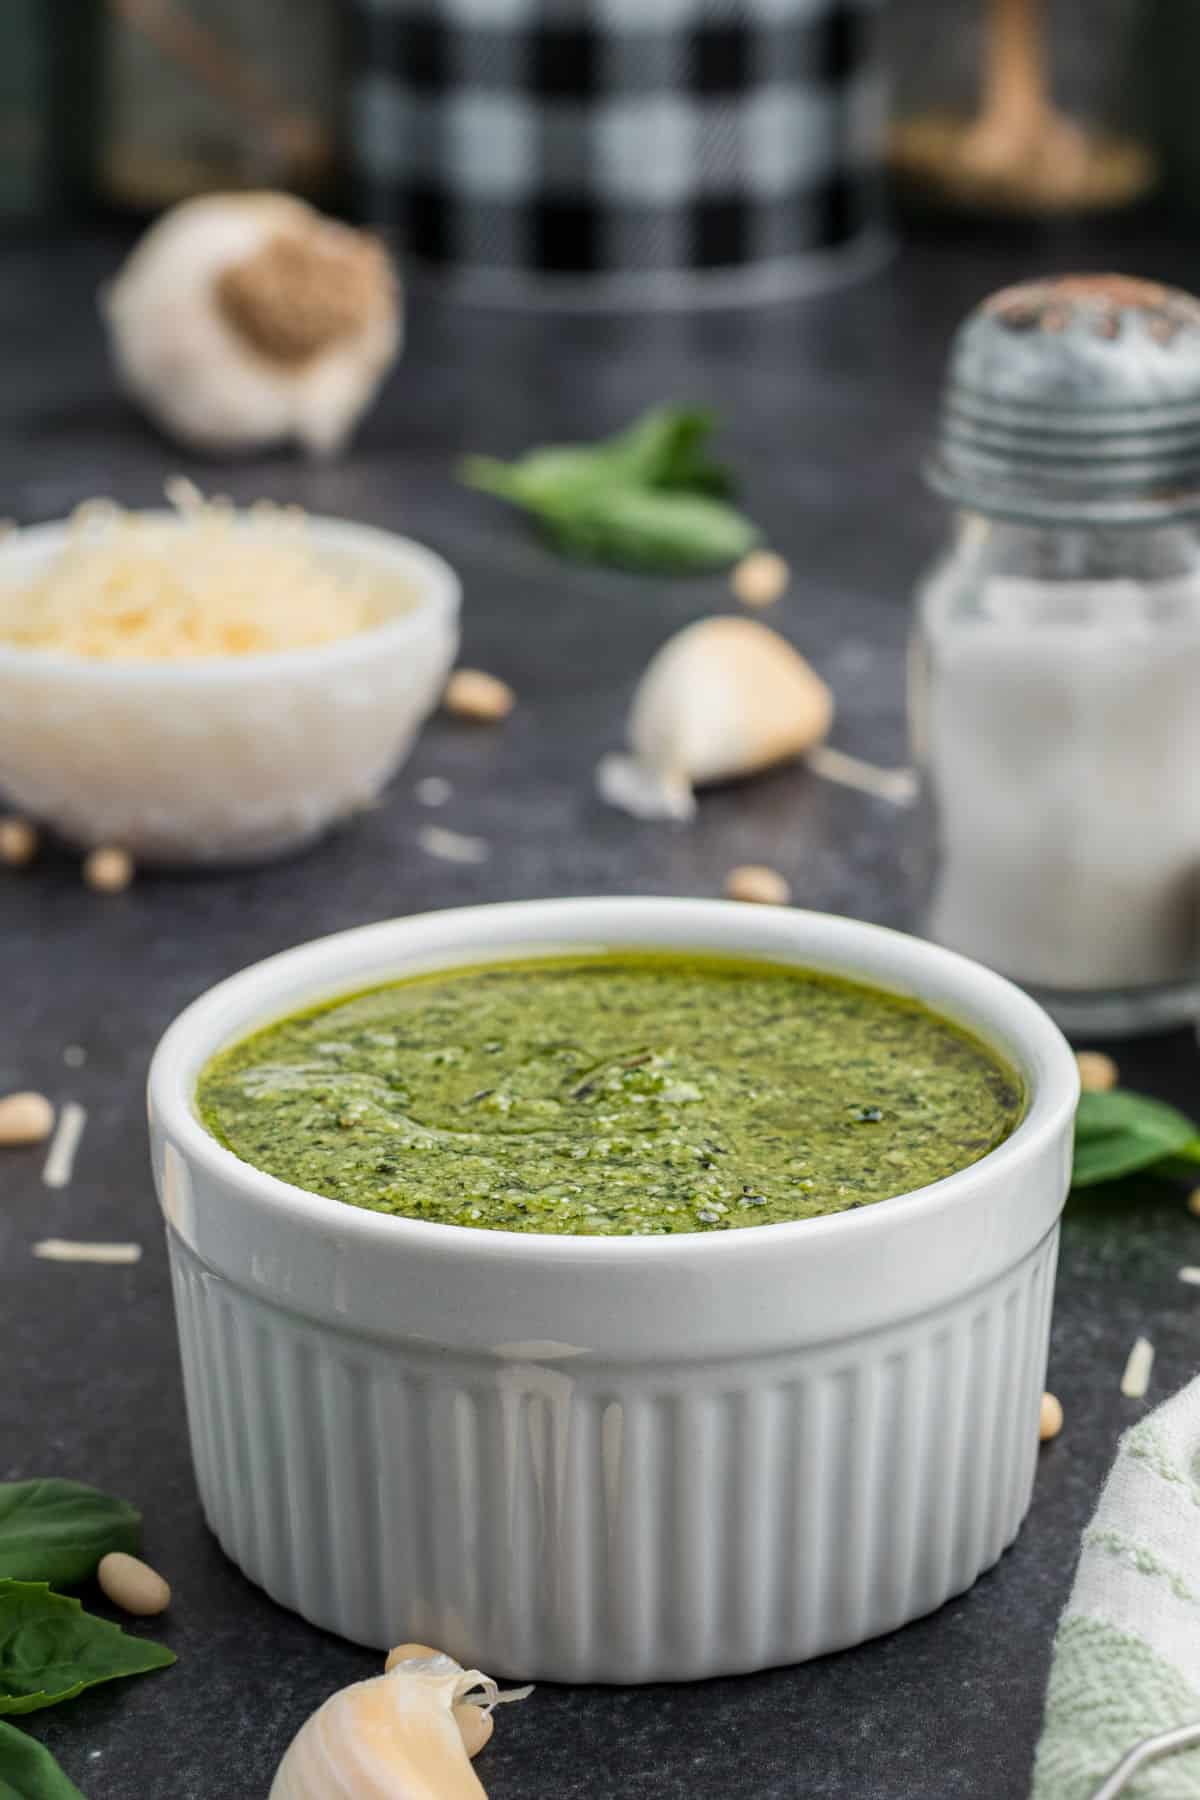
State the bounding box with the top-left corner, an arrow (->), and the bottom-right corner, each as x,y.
1032,1375 -> 1200,1799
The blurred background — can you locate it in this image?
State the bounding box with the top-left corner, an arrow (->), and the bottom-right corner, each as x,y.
4,0 -> 1194,265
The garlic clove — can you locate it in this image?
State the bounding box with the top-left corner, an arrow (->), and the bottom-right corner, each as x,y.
270,1647 -> 532,1799
269,1665 -> 483,1800
102,193 -> 400,459
454,1703 -> 495,1759
630,616 -> 833,784
600,616 -> 833,820
384,1643 -> 445,1673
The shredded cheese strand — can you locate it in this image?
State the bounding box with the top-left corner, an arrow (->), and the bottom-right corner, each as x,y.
0,484 -> 398,662
1120,1335 -> 1155,1399
42,1102 -> 87,1190
33,1239 -> 142,1265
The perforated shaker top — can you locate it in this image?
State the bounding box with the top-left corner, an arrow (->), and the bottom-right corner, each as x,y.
927,274 -> 1200,524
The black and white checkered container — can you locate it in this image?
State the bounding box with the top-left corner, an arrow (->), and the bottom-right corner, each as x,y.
348,0 -> 889,309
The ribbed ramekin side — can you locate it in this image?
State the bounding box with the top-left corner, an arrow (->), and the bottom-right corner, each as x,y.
166,1227 -> 1059,1683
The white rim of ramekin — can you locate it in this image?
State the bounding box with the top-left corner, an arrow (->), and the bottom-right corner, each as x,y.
149,899 -> 1080,1266
0,513 -> 460,685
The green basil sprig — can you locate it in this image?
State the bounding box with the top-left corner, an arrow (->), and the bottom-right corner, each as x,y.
0,1484 -> 140,1589
1072,1088 -> 1200,1188
0,1482 -> 172,1795
460,406 -> 761,573
527,483 -> 759,573
0,1722 -> 84,1799
0,1583 -> 174,1716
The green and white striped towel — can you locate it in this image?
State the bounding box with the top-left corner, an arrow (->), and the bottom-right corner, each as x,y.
1032,1375 -> 1200,1799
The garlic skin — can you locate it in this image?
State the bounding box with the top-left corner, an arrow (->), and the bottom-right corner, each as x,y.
598,615 -> 834,821
269,1649 -> 531,1800
102,194 -> 400,457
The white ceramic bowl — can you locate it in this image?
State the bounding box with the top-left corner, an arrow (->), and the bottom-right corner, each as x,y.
0,515 -> 459,864
149,898 -> 1078,1683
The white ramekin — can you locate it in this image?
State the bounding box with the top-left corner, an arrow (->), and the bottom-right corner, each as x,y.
149,898 -> 1078,1683
0,515 -> 459,864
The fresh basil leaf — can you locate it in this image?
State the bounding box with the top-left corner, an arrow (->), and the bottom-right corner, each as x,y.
459,448 -> 604,510
461,407 -> 732,507
654,439 -> 733,497
0,1483 -> 140,1588
1071,1089 -> 1200,1188
0,1723 -> 85,1799
0,1583 -> 174,1715
460,406 -> 750,570
539,485 -> 759,572
603,407 -> 733,495
1150,1147 -> 1200,1181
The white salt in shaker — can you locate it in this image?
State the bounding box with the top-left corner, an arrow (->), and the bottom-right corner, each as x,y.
913,274 -> 1200,1035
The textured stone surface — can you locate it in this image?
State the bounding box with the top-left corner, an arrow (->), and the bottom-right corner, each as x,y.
1,223 -> 1197,1799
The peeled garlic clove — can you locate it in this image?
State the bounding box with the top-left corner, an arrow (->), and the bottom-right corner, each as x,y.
599,616 -> 833,821
269,1664 -> 481,1800
454,1703 -> 495,1759
270,1647 -> 531,1799
102,193 -> 400,458
631,616 -> 833,783
384,1643 -> 445,1673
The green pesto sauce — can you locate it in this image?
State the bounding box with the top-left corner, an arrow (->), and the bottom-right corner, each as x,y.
196,954 -> 1024,1237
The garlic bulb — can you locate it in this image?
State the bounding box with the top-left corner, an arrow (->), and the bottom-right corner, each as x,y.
269,1647 -> 532,1800
102,193 -> 400,457
597,615 -> 834,821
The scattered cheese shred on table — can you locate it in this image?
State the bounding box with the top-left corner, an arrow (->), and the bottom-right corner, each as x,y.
417,825 -> 490,865
0,481 -> 399,662
1120,1335 -> 1155,1399
807,746 -> 919,807
33,1239 -> 142,1265
42,1101 -> 86,1189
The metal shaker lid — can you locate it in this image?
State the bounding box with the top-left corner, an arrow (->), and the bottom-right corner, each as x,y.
927,274 -> 1200,524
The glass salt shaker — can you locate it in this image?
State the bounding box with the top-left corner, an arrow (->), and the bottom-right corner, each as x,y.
912,274 -> 1200,1036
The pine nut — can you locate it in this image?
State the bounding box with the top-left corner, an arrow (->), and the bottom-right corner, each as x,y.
454,1704 -> 495,1759
732,550 -> 790,608
1039,1392 -> 1063,1442
444,669 -> 515,723
725,864 -> 791,906
83,846 -> 134,893
0,1092 -> 55,1146
98,1551 -> 170,1616
0,817 -> 38,866
1075,1050 -> 1118,1092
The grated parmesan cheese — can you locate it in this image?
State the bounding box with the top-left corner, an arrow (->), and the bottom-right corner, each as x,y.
0,481 -> 404,662
1120,1335 -> 1155,1399
417,824 -> 490,865
33,1239 -> 142,1265
806,745 -> 920,807
42,1101 -> 86,1190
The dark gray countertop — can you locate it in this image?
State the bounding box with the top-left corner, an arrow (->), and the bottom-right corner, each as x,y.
3,220 -> 1199,1800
